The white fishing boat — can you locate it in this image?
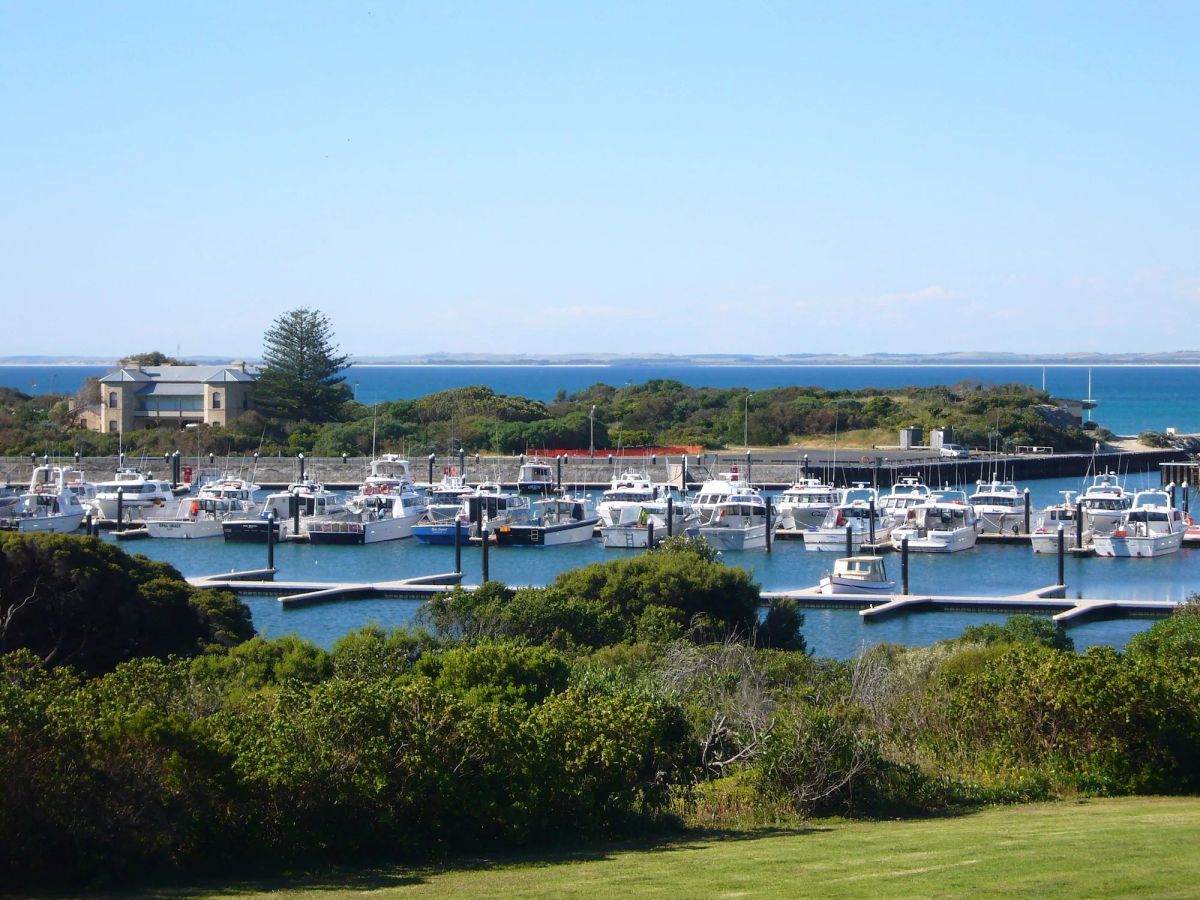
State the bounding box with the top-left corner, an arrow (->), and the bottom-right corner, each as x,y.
890,490 -> 978,553
308,477 -> 429,545
0,484 -> 87,534
516,458 -> 556,494
222,480 -> 345,542
1029,492 -> 1084,554
495,495 -> 599,547
1092,490 -> 1186,558
145,476 -> 260,539
877,476 -> 932,520
818,556 -> 895,595
968,478 -> 1026,535
1075,471 -> 1133,537
28,464 -> 97,509
775,477 -> 840,530
689,469 -> 772,551
600,491 -> 695,549
595,471 -> 662,527
90,467 -> 175,521
803,486 -> 893,552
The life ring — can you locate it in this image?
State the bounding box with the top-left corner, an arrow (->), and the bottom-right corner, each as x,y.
860,455 -> 870,465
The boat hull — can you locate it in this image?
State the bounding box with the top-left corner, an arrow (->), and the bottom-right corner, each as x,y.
146,519 -> 224,539
1,512 -> 85,534
1092,532 -> 1183,558
891,527 -> 977,553
495,517 -> 599,547
1030,530 -> 1085,554
695,523 -> 767,551
222,519 -> 283,543
818,576 -> 896,595
412,522 -> 467,545
803,524 -> 891,552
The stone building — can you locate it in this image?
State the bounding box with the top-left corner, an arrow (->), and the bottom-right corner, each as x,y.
93,363 -> 259,434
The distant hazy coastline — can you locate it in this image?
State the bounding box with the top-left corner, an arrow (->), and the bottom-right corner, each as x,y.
5,352 -> 1200,367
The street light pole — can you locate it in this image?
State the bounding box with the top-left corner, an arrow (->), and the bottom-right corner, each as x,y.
589,405 -> 596,458
744,393 -> 753,449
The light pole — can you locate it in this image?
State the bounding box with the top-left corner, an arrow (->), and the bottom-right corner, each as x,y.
743,393 -> 753,449
589,405 -> 596,458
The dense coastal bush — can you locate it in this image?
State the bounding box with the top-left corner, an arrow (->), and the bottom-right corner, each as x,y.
1,378 -> 1095,456
4,534 -> 1200,890
0,533 -> 252,674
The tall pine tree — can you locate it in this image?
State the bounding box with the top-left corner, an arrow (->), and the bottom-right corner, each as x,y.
256,308 -> 351,423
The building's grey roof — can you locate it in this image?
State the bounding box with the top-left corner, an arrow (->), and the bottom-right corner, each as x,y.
134,382 -> 205,396
101,365 -> 260,385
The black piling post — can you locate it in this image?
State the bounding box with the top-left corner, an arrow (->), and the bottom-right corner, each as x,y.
681,456 -> 688,491
557,455 -> 563,491
1076,499 -> 1084,550
869,498 -> 876,547
1184,481 -> 1190,517
428,453 -> 435,485
292,489 -> 301,539
647,519 -> 655,549
1168,481 -> 1177,509
802,454 -> 809,477
1057,525 -> 1065,586
454,519 -> 462,574
1023,489 -> 1031,535
116,487 -> 124,528
765,496 -> 772,553
85,511 -> 93,537
845,523 -> 853,557
901,537 -> 910,595
481,526 -> 490,582
666,496 -> 674,537
267,510 -> 276,571
459,448 -> 466,478
298,453 -> 305,481
746,450 -> 752,486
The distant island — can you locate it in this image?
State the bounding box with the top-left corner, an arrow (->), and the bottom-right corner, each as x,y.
5,351 -> 1200,367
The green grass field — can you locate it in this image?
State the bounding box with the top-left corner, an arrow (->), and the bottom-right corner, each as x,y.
182,796 -> 1200,898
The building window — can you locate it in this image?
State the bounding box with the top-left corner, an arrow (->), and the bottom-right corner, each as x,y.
243,392 -> 249,409
109,420 -> 118,433
108,391 -> 118,407
212,391 -> 222,410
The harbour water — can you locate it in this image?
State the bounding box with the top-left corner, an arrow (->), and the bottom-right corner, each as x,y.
109,471 -> 1191,660
4,363 -> 1199,436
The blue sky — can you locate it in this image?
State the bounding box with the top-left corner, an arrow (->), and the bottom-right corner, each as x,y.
2,2 -> 1197,358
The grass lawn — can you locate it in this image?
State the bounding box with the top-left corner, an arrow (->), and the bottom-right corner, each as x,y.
178,796 -> 1200,898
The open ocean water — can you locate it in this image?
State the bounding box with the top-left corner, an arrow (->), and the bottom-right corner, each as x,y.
6,362 -> 1198,655
3,363 -> 1199,435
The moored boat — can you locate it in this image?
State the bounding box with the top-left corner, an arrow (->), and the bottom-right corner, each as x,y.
1092,490 -> 1185,558
818,556 -> 895,595
968,478 -> 1026,535
890,490 -> 978,553
494,495 -> 599,546
775,477 -> 839,530
803,486 -> 893,552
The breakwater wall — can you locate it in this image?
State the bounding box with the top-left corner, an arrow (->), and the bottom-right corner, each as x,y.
1,448 -> 1187,490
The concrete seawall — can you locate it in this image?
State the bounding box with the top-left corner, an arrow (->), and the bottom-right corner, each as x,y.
1,447 -> 1186,490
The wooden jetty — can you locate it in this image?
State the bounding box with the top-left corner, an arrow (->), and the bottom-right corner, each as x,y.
188,570 -> 464,608
762,583 -> 1177,626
